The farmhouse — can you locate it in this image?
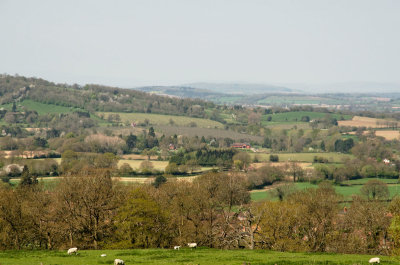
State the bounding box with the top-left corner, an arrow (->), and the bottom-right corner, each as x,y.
168,143 -> 176,150
232,143 -> 251,149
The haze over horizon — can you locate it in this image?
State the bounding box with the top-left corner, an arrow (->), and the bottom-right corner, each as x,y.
1,0 -> 399,91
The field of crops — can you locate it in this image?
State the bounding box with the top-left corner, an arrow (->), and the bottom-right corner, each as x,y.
118,159 -> 169,171
338,116 -> 400,128
375,130 -> 400,140
0,248 -> 396,265
98,112 -> 224,128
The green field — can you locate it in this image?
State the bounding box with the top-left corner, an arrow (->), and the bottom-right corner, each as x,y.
343,178 -> 399,185
250,152 -> 353,163
261,111 -> 352,125
98,112 -> 224,128
251,178 -> 400,202
1,99 -> 81,115
0,248 -> 396,265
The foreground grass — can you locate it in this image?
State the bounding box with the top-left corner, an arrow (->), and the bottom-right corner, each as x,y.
0,248 -> 398,265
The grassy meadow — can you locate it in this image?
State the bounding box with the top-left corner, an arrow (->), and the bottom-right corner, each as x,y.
155,125 -> 263,141
0,248 -> 397,265
251,152 -> 353,163
1,99 -> 81,115
262,111 -> 352,124
251,178 -> 400,202
257,96 -> 344,106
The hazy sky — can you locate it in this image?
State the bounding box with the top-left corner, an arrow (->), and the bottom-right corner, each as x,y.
0,0 -> 399,87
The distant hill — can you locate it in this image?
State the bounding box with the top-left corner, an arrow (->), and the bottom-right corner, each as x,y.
183,82 -> 299,94
283,82 -> 400,94
0,75 -> 213,118
134,86 -> 223,100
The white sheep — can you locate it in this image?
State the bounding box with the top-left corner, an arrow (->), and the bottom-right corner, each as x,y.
369,257 -> 380,264
187,243 -> 197,249
67,247 -> 78,255
174,245 -> 181,250
114,258 -> 125,265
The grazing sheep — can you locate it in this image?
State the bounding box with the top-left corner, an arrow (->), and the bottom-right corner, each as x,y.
67,247 -> 78,255
100,254 -> 107,257
187,243 -> 197,249
369,257 -> 380,264
114,258 -> 125,265
174,245 -> 181,250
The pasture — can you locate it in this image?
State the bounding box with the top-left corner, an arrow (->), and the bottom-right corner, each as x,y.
251,178 -> 400,202
250,152 -> 353,163
257,95 -> 344,106
0,248 -> 397,265
155,125 -> 263,142
97,112 -> 224,129
262,111 -> 351,124
338,116 -> 400,128
1,99 -> 80,115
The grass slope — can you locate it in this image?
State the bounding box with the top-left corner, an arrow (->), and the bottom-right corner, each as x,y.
1,99 -> 80,115
98,112 -> 224,128
0,248 -> 397,265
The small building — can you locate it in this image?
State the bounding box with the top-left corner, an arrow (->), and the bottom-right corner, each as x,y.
232,143 -> 251,149
168,143 -> 176,150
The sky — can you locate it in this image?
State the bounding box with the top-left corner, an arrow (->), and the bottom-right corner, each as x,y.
0,0 -> 399,88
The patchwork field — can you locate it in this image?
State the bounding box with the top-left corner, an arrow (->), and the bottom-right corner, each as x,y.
338,116 -> 400,128
97,112 -> 224,128
0,248 -> 397,265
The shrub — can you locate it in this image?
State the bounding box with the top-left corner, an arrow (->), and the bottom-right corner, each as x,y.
269,154 -> 279,162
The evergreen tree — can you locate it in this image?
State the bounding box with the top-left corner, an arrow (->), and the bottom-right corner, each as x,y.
19,165 -> 37,187
320,140 -> 326,151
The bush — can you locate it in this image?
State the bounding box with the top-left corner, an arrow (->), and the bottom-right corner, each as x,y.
313,156 -> 329,163
153,175 -> 167,188
269,154 -> 279,162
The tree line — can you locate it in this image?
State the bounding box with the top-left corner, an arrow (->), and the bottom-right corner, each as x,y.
1,171 -> 400,255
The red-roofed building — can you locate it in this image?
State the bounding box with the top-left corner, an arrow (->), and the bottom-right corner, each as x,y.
232,143 -> 251,149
